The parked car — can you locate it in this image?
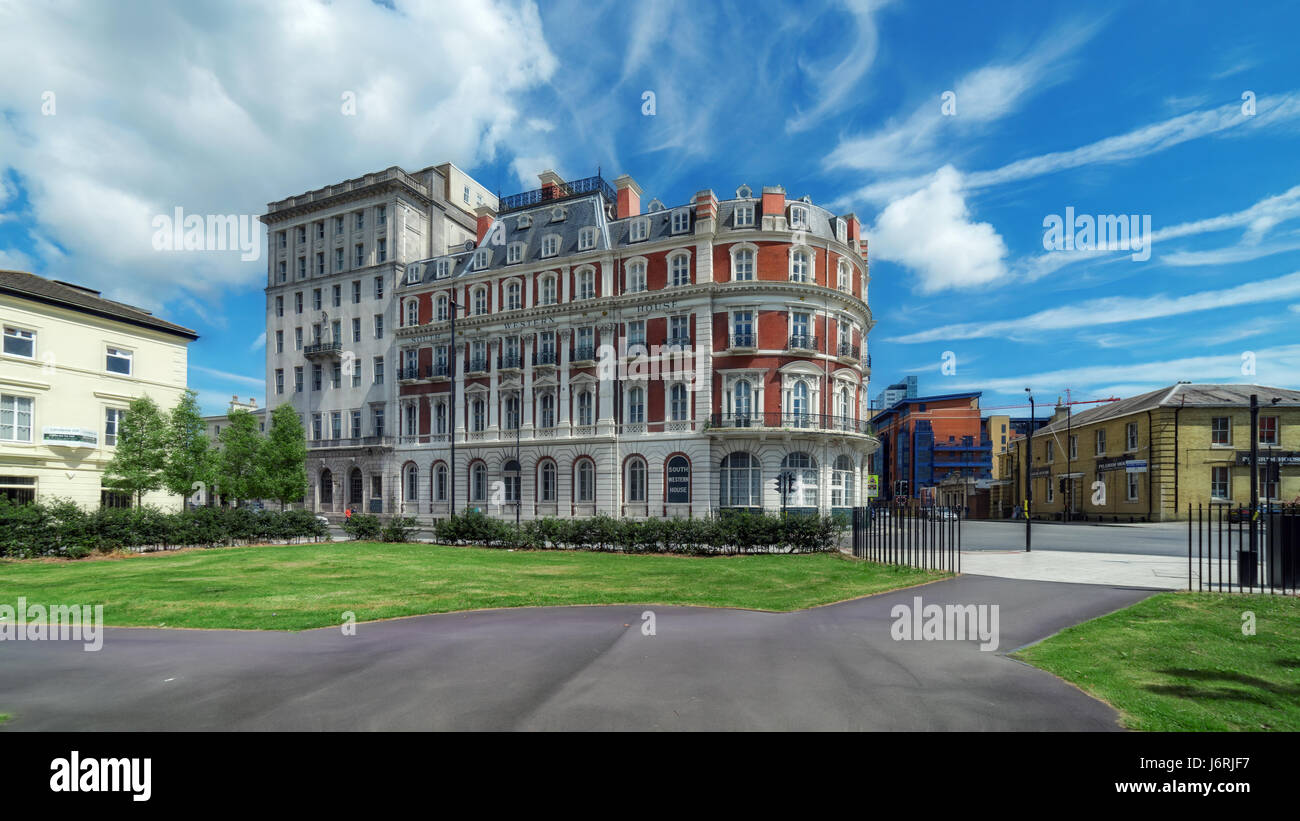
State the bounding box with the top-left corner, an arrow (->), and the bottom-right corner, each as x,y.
1227,504 -> 1282,523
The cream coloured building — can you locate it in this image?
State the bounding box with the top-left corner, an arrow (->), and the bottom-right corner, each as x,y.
0,270 -> 198,509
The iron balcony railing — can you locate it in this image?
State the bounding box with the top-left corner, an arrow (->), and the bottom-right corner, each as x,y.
534,349 -> 558,366
468,356 -> 489,373
432,362 -> 450,377
498,174 -> 616,213
572,344 -> 596,362
398,364 -> 424,380
730,332 -> 756,348
498,352 -> 522,369
787,334 -> 818,351
664,335 -> 693,348
838,342 -> 860,359
707,412 -> 871,435
308,436 -> 393,449
304,340 -> 342,355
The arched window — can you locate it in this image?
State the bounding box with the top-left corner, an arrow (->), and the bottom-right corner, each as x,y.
838,385 -> 853,428
540,275 -> 557,305
538,459 -> 557,502
732,246 -> 755,280
832,455 -> 855,508
575,458 -> 595,502
471,398 -> 486,431
577,390 -> 594,426
405,299 -> 419,326
837,260 -> 850,291
625,457 -> 647,502
790,249 -> 810,283
627,386 -> 645,423
470,462 -> 487,502
434,400 -> 447,434
670,253 -> 690,286
732,380 -> 752,423
319,469 -> 334,506
626,260 -> 646,293
503,394 -> 520,429
436,294 -> 448,321
720,452 -> 761,508
539,392 -> 555,428
503,459 -> 520,503
433,463 -> 447,502
576,267 -> 595,299
473,286 -> 487,315
506,281 -> 522,310
781,452 -> 818,508
788,380 -> 811,425
405,463 -> 419,501
670,383 -> 688,421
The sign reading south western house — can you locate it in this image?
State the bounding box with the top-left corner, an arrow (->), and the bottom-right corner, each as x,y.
41,427 -> 97,447
665,455 -> 690,503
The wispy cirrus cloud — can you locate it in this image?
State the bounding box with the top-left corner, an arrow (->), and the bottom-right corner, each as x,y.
785,0 -> 893,134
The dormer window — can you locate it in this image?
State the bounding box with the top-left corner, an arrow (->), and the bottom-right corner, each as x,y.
405,264 -> 421,285
435,259 -> 450,278
629,217 -> 649,242
541,234 -> 560,257
551,206 -> 566,222
671,209 -> 690,234
473,249 -> 490,270
517,214 -> 532,229
835,218 -> 847,243
578,226 -> 597,251
734,204 -> 754,228
507,241 -> 524,264
789,205 -> 810,230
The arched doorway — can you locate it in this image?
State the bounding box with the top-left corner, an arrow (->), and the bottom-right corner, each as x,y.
319,469 -> 334,511
348,468 -> 363,507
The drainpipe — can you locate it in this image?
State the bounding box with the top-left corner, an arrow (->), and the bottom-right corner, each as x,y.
1146,409 -> 1154,521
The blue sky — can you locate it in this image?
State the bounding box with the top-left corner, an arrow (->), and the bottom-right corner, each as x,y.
1,0 -> 1298,416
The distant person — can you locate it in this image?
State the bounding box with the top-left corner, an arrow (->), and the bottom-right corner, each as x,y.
344,508 -> 352,523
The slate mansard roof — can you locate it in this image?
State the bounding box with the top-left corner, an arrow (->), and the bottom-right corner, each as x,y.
0,269 -> 199,340
401,185 -> 859,289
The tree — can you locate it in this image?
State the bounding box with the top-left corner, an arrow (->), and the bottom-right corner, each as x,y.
261,403 -> 307,510
103,395 -> 166,506
162,389 -> 215,505
217,409 -> 265,505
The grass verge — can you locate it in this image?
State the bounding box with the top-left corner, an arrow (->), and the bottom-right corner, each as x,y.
1015,592 -> 1300,731
0,542 -> 946,631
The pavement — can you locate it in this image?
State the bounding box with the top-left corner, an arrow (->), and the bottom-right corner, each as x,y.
962,519 -> 1189,556
0,575 -> 1157,731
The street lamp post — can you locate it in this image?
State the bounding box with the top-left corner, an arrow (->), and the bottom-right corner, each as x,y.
1025,388 -> 1035,552
448,297 -> 465,517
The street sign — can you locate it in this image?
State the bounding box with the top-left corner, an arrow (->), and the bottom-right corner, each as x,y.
866,474 -> 880,498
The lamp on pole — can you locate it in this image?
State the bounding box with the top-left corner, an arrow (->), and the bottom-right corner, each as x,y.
1025,387 -> 1035,552
448,297 -> 465,517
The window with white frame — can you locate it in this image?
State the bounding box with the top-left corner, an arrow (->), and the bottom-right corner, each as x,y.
471,462 -> 486,501
734,203 -> 754,227
435,259 -> 450,278
1211,466 -> 1230,499
835,218 -> 847,243
730,379 -> 753,419
507,242 -> 524,264
782,451 -> 818,507
731,309 -> 755,347
578,227 -> 596,251
626,457 -> 647,502
629,217 -> 649,242
789,204 -> 809,229
106,347 -> 132,375
577,267 -> 595,300
1126,471 -> 1140,501
540,275 -> 557,305
832,454 -> 855,507
104,406 -> 125,446
720,452 -> 761,507
627,386 -> 645,423
436,294 -> 448,321
671,209 -> 690,234
404,299 -> 418,327
576,459 -> 595,502
541,234 -> 559,257
837,260 -> 850,291
473,249 -> 490,270
1211,416 -> 1231,446
473,287 -> 487,315
539,393 -> 555,428
506,281 -> 522,310
1095,429 -> 1106,455
790,248 -> 810,282
670,383 -> 688,421
670,253 -> 690,286
3,327 -> 35,358
627,319 -> 646,350
1126,421 -> 1139,451
551,206 -> 566,223
471,398 -> 485,431
0,394 -> 33,442
1259,416 -> 1279,446
516,214 -> 532,229
577,390 -> 594,425
539,459 -> 556,501
732,246 -> 755,280
626,260 -> 646,293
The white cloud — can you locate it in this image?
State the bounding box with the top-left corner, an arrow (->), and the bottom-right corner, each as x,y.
0,0 -> 557,311
890,270 -> 1300,343
785,0 -> 892,134
248,331 -> 266,352
190,365 -> 265,389
867,166 -> 1008,293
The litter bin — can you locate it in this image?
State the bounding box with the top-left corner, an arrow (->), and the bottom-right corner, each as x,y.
1266,512 -> 1299,589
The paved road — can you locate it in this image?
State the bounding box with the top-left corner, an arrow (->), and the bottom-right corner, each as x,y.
0,576 -> 1155,731
962,520 -> 1189,556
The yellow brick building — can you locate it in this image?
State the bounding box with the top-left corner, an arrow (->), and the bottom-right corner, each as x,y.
1006,383 -> 1300,522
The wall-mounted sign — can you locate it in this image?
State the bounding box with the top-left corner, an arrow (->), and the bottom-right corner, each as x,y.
665,455 -> 691,503
502,316 -> 558,330
1235,451 -> 1300,466
1030,467 -> 1051,479
866,474 -> 880,498
42,426 -> 97,447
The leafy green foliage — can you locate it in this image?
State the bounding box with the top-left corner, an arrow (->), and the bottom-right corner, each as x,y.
342,513 -> 383,541
0,496 -> 327,558
161,389 -> 215,501
103,395 -> 166,504
217,409 -> 266,504
261,403 -> 308,509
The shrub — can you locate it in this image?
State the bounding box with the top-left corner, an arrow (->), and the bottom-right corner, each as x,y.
342,513 -> 383,541
380,517 -> 421,543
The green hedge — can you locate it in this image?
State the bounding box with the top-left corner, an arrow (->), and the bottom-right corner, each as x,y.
0,497 -> 329,559
432,510 -> 841,555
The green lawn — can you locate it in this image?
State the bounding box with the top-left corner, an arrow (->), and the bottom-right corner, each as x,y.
0,542 -> 945,631
1016,592 -> 1300,731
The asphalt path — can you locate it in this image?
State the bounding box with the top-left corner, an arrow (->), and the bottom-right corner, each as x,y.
961,520 -> 1190,556
0,575 -> 1156,731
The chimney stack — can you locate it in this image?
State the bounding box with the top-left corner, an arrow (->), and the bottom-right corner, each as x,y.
614,174 -> 642,219
538,169 -> 566,201
474,205 -> 495,245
